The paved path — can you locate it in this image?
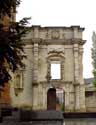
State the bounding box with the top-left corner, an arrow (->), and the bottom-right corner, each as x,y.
64,118 -> 96,125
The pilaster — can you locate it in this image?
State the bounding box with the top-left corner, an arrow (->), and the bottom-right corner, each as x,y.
74,44 -> 79,84
38,84 -> 43,109
74,84 -> 80,111
65,86 -> 70,111
33,26 -> 39,38
79,85 -> 86,111
32,85 -> 39,110
79,46 -> 86,111
33,43 -> 39,84
79,46 -> 84,84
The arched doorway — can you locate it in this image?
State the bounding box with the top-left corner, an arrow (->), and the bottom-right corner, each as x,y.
47,88 -> 56,110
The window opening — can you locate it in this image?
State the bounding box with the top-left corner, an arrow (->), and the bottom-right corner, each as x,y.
51,63 -> 61,79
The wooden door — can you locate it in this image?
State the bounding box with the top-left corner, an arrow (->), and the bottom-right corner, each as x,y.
47,88 -> 56,110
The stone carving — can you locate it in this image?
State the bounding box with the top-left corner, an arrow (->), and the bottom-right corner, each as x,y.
51,30 -> 60,39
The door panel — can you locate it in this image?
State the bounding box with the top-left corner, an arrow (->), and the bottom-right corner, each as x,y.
47,88 -> 56,110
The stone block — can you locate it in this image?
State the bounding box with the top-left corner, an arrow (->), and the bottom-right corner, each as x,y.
1,108 -> 12,117
20,110 -> 64,122
1,110 -> 64,125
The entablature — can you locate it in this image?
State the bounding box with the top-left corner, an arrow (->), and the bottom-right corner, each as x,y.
23,38 -> 86,45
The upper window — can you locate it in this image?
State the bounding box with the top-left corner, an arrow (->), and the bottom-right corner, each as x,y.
51,63 -> 61,80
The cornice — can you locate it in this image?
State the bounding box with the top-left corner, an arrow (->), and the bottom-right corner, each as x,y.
23,38 -> 86,45
39,80 -> 73,85
32,25 -> 85,31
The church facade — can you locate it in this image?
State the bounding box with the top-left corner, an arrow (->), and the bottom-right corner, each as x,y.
9,25 -> 87,112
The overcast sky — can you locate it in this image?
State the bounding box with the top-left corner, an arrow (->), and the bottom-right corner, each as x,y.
17,0 -> 96,78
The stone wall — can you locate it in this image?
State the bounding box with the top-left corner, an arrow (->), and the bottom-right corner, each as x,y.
85,91 -> 96,112
0,84 -> 11,107
10,25 -> 86,112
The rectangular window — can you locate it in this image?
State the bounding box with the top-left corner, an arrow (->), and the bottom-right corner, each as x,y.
85,91 -> 93,97
51,63 -> 61,79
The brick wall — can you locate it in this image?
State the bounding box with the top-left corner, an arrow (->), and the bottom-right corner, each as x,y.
0,84 -> 11,107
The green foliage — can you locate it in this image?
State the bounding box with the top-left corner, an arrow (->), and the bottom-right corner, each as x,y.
93,79 -> 96,87
0,18 -> 30,87
0,0 -> 31,87
92,70 -> 96,87
0,0 -> 21,17
92,32 -> 96,86
61,104 -> 64,112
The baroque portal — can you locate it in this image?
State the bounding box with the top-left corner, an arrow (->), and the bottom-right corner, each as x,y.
10,26 -> 86,112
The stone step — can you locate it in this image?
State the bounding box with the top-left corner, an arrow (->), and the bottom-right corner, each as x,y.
3,116 -> 19,123
0,121 -> 63,125
1,110 -> 63,125
12,110 -> 20,119
2,110 -> 20,123
1,108 -> 12,117
20,110 -> 63,121
0,122 -> 32,125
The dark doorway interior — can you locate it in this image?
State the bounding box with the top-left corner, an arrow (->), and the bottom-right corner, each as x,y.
47,88 -> 56,110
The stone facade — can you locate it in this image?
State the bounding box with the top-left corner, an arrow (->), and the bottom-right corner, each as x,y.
85,84 -> 96,112
10,25 -> 86,112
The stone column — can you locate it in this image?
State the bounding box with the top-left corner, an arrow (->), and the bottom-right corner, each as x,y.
65,92 -> 70,112
42,85 -> 47,110
38,84 -> 43,109
64,85 -> 70,112
61,60 -> 65,81
74,44 -> 79,83
69,92 -> 75,111
74,44 -> 80,111
79,46 -> 86,111
32,85 -> 38,110
79,46 -> 84,84
80,85 -> 86,111
32,43 -> 39,109
33,43 -> 39,84
74,84 -> 80,111
33,26 -> 39,38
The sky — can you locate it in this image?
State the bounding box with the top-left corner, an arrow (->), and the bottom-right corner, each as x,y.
17,0 -> 96,78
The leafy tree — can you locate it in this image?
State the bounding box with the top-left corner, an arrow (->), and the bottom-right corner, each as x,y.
0,0 -> 30,88
92,31 -> 96,87
0,0 -> 20,17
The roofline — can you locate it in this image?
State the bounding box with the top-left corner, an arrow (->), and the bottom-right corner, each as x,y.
31,25 -> 85,31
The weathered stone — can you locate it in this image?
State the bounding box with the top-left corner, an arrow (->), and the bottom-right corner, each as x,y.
20,110 -> 63,121
1,110 -> 63,125
9,26 -> 86,112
